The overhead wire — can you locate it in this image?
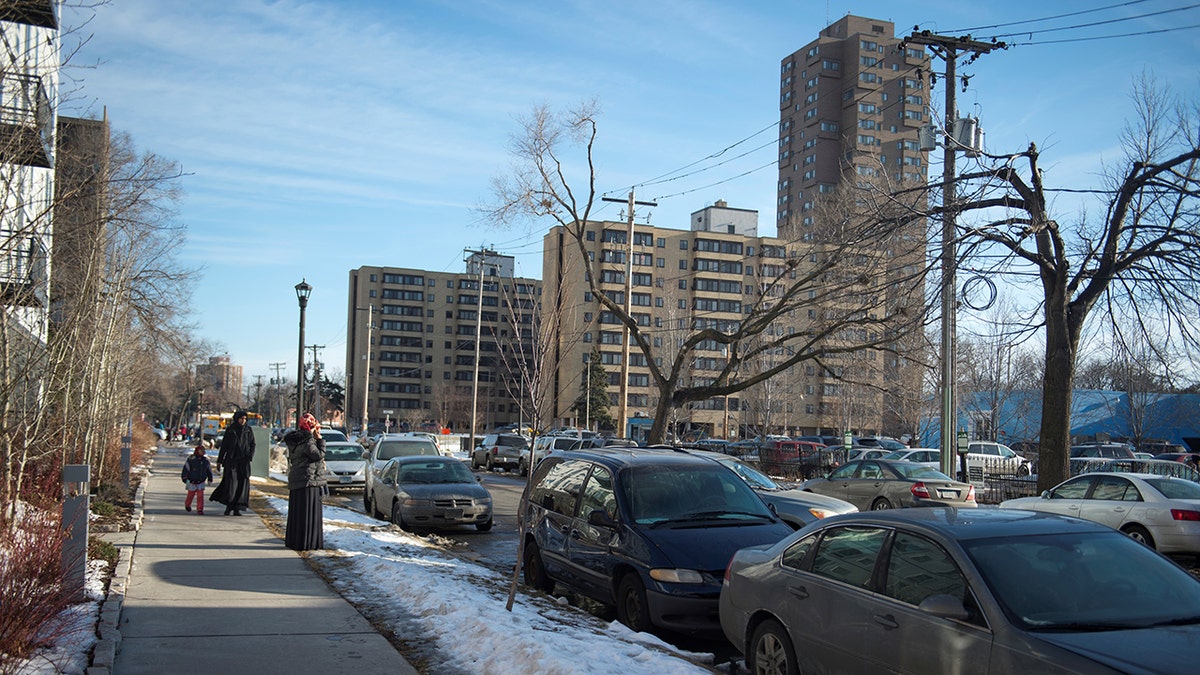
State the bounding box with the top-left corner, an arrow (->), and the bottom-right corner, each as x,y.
942,0 -> 1154,33
981,2 -> 1200,40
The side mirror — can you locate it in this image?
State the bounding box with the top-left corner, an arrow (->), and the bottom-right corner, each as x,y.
766,502 -> 779,517
1040,490 -> 1052,499
917,594 -> 970,621
587,509 -> 618,529
361,451 -> 370,460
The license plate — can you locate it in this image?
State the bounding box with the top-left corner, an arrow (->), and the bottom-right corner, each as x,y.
444,508 -> 463,518
339,476 -> 352,483
937,490 -> 958,499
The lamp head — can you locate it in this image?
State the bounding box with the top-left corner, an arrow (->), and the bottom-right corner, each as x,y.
295,279 -> 313,307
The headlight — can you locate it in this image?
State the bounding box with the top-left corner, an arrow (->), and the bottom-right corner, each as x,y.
649,568 -> 704,584
808,507 -> 839,519
400,498 -> 427,507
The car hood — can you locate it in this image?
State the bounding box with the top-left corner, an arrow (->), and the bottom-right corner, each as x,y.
324,460 -> 365,472
1033,625 -> 1200,673
401,483 -> 490,500
638,521 -> 792,572
761,488 -> 857,513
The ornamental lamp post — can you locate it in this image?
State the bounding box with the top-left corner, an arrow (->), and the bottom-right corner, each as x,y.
295,279 -> 312,427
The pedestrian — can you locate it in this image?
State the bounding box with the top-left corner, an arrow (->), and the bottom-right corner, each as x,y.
284,413 -> 326,551
181,444 -> 214,514
211,410 -> 256,516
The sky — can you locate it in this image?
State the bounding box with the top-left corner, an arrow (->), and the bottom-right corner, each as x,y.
56,0 -> 1200,387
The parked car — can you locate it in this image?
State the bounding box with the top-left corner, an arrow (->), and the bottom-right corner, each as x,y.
882,448 -> 942,470
470,433 -> 530,472
1071,443 -> 1136,460
999,472 -> 1200,554
521,448 -> 793,634
1153,452 -> 1200,464
361,435 -> 442,512
720,508 -> 1200,674
521,435 -> 581,476
318,429 -> 348,443
366,455 -> 492,531
688,450 -> 858,529
321,441 -> 368,492
563,436 -> 640,451
800,459 -> 977,511
846,448 -> 890,462
965,441 -> 1033,477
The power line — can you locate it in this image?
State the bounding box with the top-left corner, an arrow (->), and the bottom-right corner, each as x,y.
941,0 -> 1153,33
1004,21 -> 1200,45
983,2 -> 1200,40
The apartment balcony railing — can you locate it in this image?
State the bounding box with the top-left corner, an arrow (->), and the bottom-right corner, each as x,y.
0,71 -> 54,168
0,0 -> 58,29
0,228 -> 47,306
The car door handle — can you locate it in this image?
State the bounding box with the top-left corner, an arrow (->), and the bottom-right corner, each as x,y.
787,585 -> 809,600
872,613 -> 899,630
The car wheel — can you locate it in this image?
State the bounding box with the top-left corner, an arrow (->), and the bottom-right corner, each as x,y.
750,618 -> 799,675
391,501 -> 412,531
370,492 -> 386,520
476,518 -> 493,532
362,489 -> 371,511
1017,463 -> 1031,476
871,497 -> 893,510
518,459 -> 528,477
486,454 -> 495,472
1122,524 -> 1156,550
616,573 -> 652,633
470,452 -> 480,470
523,541 -> 554,593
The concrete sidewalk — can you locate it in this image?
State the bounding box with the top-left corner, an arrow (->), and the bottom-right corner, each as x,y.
110,447 -> 418,674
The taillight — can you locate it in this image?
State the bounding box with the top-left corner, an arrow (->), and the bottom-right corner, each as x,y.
966,485 -> 976,502
1171,509 -> 1200,521
911,482 -> 931,499
724,560 -> 733,585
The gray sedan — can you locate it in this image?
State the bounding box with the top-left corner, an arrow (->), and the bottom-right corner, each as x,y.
695,451 -> 858,528
367,456 -> 493,532
721,508 -> 1200,674
799,459 -> 976,510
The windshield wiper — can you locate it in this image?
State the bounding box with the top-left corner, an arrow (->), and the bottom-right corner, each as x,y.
1144,615 -> 1200,628
647,511 -> 772,528
1031,622 -> 1142,633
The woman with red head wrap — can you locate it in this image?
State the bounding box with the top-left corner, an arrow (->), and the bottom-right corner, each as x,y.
284,413 -> 326,550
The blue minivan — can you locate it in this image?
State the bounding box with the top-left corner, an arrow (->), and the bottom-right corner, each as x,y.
521,448 -> 794,634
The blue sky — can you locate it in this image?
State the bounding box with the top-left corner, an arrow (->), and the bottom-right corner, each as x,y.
58,1 -> 1200,386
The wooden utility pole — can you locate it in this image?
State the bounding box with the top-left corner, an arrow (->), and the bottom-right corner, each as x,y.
601,191 -> 656,437
308,344 -> 325,422
269,362 -> 286,427
903,30 -> 1005,476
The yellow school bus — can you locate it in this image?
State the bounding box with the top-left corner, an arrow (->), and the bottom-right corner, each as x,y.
201,412 -> 263,441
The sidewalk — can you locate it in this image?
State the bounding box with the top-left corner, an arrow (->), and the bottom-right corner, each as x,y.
109,447 -> 418,675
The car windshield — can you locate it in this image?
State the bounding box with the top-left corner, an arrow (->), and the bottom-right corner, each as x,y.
324,443 -> 363,461
719,459 -> 779,490
622,464 -> 774,526
321,430 -> 348,441
882,451 -> 909,461
889,463 -> 952,480
377,440 -> 439,460
397,460 -> 474,484
1145,477 -> 1200,499
496,436 -> 529,448
966,531 -> 1200,631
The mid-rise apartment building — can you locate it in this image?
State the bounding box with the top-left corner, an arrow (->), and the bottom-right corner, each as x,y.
345,250 -> 541,434
543,202 -> 883,440
196,356 -> 244,412
0,1 -> 59,408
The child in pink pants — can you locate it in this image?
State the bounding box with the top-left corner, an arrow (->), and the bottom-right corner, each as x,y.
182,445 -> 214,514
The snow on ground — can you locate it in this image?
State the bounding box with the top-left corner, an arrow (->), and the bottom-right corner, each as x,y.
10,558 -> 107,674
266,497 -> 718,675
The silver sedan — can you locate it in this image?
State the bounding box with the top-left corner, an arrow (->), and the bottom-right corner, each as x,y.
800,459 -> 977,511
367,456 -> 493,532
999,472 -> 1200,554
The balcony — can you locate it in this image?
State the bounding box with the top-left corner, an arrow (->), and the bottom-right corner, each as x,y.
0,0 -> 57,29
0,71 -> 54,168
0,229 -> 47,307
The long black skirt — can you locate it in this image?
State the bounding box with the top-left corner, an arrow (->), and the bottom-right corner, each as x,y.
285,486 -> 324,551
209,462 -> 251,510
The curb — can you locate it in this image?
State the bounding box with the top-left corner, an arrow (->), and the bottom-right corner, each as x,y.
87,454 -> 151,674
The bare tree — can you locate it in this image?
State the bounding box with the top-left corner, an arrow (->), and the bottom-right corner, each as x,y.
932,76 -> 1200,489
484,102 -> 929,443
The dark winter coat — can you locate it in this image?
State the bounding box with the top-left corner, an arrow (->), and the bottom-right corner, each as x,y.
182,454 -> 213,484
285,429 -> 327,490
218,422 -> 256,467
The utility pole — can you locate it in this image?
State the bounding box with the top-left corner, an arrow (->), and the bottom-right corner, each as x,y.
308,344 -> 325,422
464,247 -> 499,451
359,304 -> 373,435
269,362 -> 286,427
253,375 -> 263,416
601,191 -> 656,437
904,30 -> 1005,477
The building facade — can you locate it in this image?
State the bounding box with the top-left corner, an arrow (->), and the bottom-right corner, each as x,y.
345,251 -> 542,434
0,1 -> 59,410
196,356 -> 244,413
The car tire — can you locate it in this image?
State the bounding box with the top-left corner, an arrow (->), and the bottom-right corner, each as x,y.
391,501 -> 412,531
470,452 -> 480,470
486,454 -> 494,472
1122,524 -> 1156,550
523,541 -> 554,593
871,497 -> 893,510
518,459 -> 528,477
616,573 -> 652,633
1017,463 -> 1031,476
476,519 -> 493,532
750,618 -> 799,675
362,489 -> 371,512
370,492 -> 386,520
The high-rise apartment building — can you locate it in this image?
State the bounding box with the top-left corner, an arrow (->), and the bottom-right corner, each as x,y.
777,15 -> 929,236
0,1 -> 59,409
196,356 -> 244,412
345,251 -> 541,434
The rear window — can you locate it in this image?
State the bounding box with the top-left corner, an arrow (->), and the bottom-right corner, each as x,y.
497,435 -> 529,448
377,440 -> 439,459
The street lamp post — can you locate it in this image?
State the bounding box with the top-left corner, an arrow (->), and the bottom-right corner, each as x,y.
295,279 -> 312,427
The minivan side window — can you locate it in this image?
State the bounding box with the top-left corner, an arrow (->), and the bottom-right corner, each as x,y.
579,466 -> 616,521
531,460 -> 591,516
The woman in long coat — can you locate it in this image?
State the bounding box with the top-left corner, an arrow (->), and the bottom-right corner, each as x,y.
211,410 -> 256,515
284,413 -> 326,550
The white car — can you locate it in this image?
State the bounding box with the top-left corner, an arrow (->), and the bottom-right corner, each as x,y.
361,435 -> 442,511
321,441 -> 368,491
999,472 -> 1200,554
965,441 -> 1033,477
881,448 -> 942,470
